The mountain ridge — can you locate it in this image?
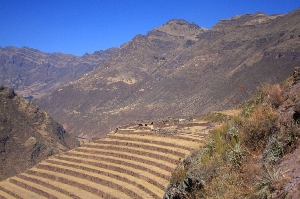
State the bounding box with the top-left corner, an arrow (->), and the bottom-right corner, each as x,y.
2,9 -> 300,139
34,9 -> 300,138
0,46 -> 117,99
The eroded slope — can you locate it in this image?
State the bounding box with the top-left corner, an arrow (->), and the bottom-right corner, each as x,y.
0,85 -> 79,181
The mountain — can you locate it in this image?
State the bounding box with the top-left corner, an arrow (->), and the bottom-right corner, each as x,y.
33,19 -> 206,137
33,9 -> 300,139
0,85 -> 79,180
0,46 -> 117,99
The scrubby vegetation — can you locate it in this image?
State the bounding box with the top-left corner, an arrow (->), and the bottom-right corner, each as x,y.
165,81 -> 300,199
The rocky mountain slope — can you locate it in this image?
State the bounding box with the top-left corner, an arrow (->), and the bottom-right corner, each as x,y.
0,85 -> 79,181
34,9 -> 300,138
164,68 -> 300,198
0,46 -> 117,99
0,69 -> 299,198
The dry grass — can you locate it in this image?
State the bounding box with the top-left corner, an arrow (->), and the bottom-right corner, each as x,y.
201,112 -> 230,123
203,167 -> 254,199
167,82 -> 300,198
242,103 -> 279,151
279,76 -> 293,90
261,84 -> 283,108
170,164 -> 187,184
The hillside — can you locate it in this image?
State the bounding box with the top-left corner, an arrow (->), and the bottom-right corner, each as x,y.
34,9 -> 300,139
0,85 -> 79,181
0,116 -> 215,198
0,46 -> 117,99
0,68 -> 299,198
164,68 -> 300,198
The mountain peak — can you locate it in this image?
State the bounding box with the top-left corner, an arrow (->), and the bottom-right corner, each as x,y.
165,19 -> 194,25
212,12 -> 283,31
148,19 -> 206,40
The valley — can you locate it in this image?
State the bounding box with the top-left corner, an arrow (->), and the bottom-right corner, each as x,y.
33,9 -> 300,139
1,7 -> 300,199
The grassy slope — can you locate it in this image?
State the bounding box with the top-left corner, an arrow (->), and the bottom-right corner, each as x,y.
165,71 -> 300,198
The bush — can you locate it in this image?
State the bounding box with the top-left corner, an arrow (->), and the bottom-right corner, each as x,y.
228,143 -> 244,168
254,164 -> 286,198
242,104 -> 278,151
277,120 -> 300,155
170,163 -> 187,184
202,112 -> 230,123
262,135 -> 284,164
261,84 -> 283,108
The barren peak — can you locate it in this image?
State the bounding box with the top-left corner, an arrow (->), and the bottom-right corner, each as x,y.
163,19 -> 203,29
211,12 -> 283,31
149,19 -> 206,40
165,19 -> 194,25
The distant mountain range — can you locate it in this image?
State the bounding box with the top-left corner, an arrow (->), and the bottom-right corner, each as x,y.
0,46 -> 117,99
1,8 -> 300,139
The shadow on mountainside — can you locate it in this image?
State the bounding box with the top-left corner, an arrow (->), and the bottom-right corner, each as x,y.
0,85 -> 79,181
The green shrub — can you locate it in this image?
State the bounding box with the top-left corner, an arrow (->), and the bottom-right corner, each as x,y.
262,135 -> 284,164
254,164 -> 285,197
229,145 -> 243,168
202,112 -> 229,123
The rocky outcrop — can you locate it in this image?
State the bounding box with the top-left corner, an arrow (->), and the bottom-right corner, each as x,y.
264,52 -> 300,60
293,67 -> 300,84
269,71 -> 300,198
0,85 -> 79,181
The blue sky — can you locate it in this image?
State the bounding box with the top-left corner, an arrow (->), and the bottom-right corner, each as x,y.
1,0 -> 299,56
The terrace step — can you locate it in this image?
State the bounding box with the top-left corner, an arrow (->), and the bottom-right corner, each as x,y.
175,133 -> 207,141
54,152 -> 168,189
65,150 -> 170,177
18,172 -> 91,199
107,133 -> 203,149
45,158 -> 164,198
0,129 -> 208,199
27,167 -> 126,199
80,143 -> 180,164
95,138 -> 189,157
74,147 -> 178,171
0,184 -> 21,199
115,131 -> 206,142
36,161 -> 154,198
0,179 -> 46,199
0,188 -> 18,199
9,176 -> 72,199
103,134 -> 194,150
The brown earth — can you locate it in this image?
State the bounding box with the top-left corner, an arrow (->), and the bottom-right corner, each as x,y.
0,119 -> 216,198
0,85 -> 79,181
